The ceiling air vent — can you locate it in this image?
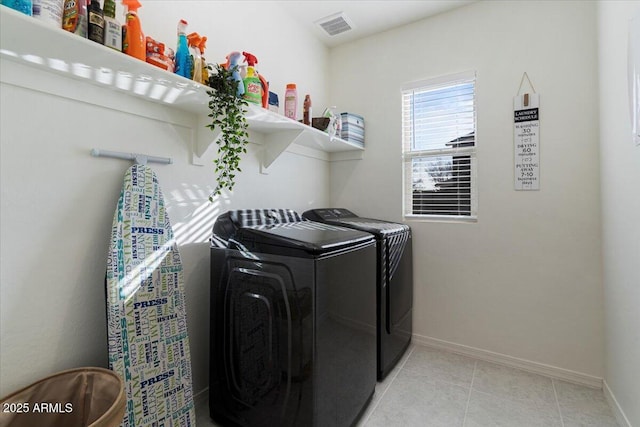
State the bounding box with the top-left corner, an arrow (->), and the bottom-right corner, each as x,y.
316,12 -> 354,36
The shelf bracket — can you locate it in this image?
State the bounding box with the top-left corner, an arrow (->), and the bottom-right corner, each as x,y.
192,116 -> 222,166
260,129 -> 305,174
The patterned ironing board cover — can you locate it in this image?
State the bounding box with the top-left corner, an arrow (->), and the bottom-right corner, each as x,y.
106,164 -> 195,426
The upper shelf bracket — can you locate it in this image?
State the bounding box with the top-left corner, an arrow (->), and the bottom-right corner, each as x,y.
260,129 -> 306,174
193,116 -> 221,166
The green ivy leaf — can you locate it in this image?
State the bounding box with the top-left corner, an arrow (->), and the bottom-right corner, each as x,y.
206,62 -> 250,200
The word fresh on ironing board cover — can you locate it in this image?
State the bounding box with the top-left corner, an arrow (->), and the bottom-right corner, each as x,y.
106,164 -> 195,426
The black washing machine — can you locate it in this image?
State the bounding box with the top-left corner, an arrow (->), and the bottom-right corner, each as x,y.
303,208 -> 413,381
209,209 -> 377,427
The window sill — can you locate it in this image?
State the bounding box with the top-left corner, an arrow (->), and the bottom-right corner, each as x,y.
403,215 -> 478,224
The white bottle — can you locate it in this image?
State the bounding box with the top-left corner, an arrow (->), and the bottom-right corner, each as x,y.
32,0 -> 64,28
102,0 -> 121,51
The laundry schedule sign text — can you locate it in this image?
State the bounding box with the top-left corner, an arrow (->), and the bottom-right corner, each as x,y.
514,93 -> 540,190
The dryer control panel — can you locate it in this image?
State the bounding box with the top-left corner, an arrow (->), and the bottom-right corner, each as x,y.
307,208 -> 356,220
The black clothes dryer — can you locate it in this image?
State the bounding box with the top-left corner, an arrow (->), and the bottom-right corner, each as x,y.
209,209 -> 377,427
303,208 -> 413,381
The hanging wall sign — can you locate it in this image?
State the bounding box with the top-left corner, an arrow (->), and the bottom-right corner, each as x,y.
514,93 -> 540,190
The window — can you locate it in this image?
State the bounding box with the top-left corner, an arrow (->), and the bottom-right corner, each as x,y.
402,71 -> 477,219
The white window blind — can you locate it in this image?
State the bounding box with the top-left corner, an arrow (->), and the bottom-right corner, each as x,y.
402,71 -> 477,219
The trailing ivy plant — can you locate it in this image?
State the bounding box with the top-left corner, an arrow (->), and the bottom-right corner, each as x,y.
206,63 -> 249,200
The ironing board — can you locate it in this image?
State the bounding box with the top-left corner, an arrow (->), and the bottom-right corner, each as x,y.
105,164 -> 195,426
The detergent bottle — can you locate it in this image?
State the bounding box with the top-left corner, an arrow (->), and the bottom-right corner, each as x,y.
103,0 -> 121,51
62,0 -> 87,37
32,0 -> 64,28
122,0 -> 145,61
187,32 -> 202,83
87,0 -> 104,44
242,52 -> 269,108
174,19 -> 192,78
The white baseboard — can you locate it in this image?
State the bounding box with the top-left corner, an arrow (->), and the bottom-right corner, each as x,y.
194,387 -> 209,406
412,333 -> 603,389
195,342 -> 634,425
603,380 -> 633,427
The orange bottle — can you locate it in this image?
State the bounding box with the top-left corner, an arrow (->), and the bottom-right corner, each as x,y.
122,0 -> 145,61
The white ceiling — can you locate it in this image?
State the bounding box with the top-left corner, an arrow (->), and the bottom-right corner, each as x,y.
275,0 -> 476,47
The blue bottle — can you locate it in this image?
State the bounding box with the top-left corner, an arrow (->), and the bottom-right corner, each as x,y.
174,19 -> 192,78
1,0 -> 33,15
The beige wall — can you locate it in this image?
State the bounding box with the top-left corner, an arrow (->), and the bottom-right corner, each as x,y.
0,1 -> 330,396
598,1 -> 640,425
329,1 -> 604,377
4,3 -> 637,424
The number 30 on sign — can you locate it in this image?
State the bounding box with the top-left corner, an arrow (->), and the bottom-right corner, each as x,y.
514,93 -> 540,190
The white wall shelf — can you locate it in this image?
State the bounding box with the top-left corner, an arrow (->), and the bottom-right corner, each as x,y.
0,7 -> 364,168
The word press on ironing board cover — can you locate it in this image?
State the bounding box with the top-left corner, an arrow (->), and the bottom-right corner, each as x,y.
106,164 -> 195,426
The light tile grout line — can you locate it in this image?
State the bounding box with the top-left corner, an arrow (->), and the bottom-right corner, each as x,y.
461,360 -> 477,427
552,378 -> 566,427
360,345 -> 417,425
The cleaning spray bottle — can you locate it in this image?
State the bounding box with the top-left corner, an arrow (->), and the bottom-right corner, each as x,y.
224,52 -> 245,97
187,32 -> 202,83
174,19 -> 191,78
1,0 -> 33,16
122,0 -> 145,61
242,52 -> 269,108
199,36 -> 209,85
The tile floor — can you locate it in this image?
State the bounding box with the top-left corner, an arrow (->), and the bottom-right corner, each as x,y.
196,344 -> 620,427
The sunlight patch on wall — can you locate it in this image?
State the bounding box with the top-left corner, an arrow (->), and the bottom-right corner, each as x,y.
169,183 -> 230,246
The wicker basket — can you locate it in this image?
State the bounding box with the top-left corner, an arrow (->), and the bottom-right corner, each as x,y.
0,367 -> 125,427
299,117 -> 331,131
